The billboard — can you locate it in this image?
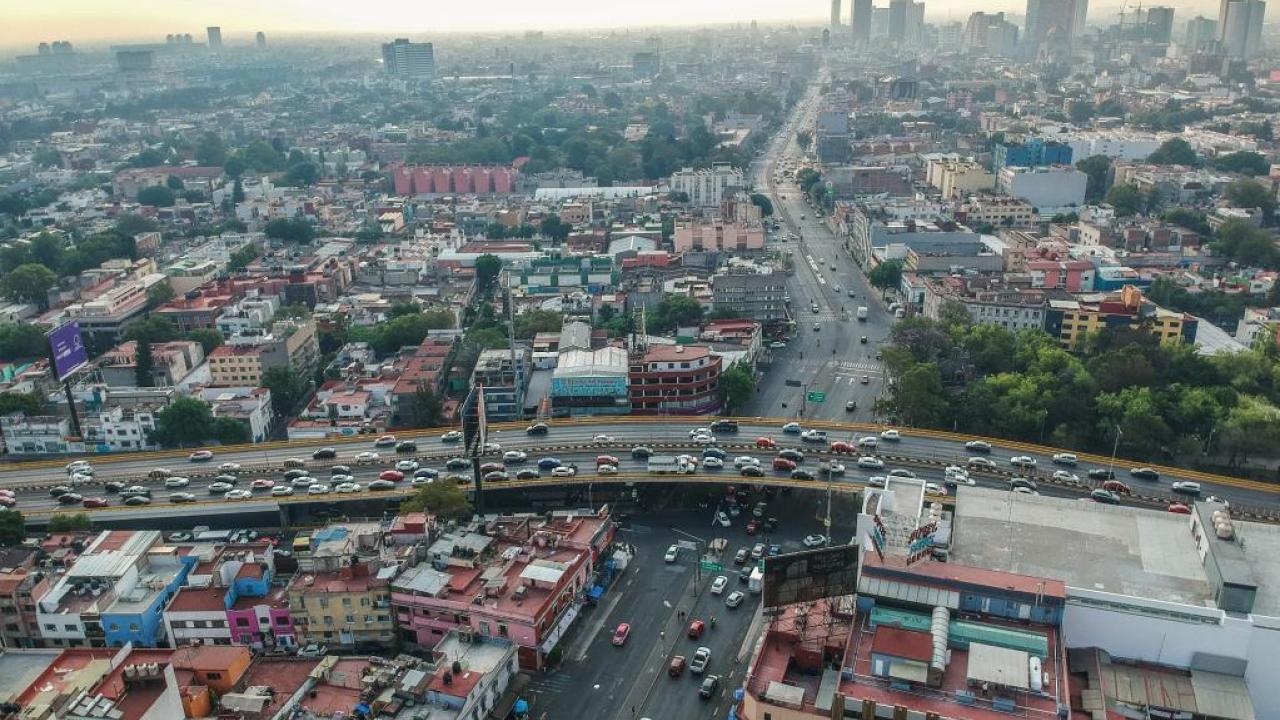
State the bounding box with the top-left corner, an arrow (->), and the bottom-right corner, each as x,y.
48,322 -> 88,380
762,543 -> 860,609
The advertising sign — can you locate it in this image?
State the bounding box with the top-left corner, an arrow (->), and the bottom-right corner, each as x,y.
762,544 -> 860,609
48,322 -> 88,380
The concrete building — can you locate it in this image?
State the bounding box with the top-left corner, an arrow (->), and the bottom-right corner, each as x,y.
955,196 -> 1037,229
1144,5 -> 1175,42
712,268 -> 789,323
1184,16 -> 1219,50
1218,0 -> 1266,58
471,347 -> 530,422
996,165 -> 1087,212
382,38 -> 435,79
629,344 -> 722,415
550,347 -> 630,417
64,274 -> 167,348
205,26 -> 221,49
992,139 -> 1073,173
1059,130 -> 1165,162
197,386 -> 274,443
926,158 -> 995,199
1045,285 -> 1197,347
286,561 -> 394,649
1026,0 -> 1080,45
672,221 -> 766,253
852,0 -> 873,43
963,12 -> 1021,55
669,164 -> 744,207
208,317 -> 320,387
923,277 -> 1048,331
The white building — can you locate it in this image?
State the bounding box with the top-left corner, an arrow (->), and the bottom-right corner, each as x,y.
996,165 -> 1087,212
215,290 -> 281,337
198,386 -> 274,443
669,163 -> 744,207
1059,130 -> 1166,161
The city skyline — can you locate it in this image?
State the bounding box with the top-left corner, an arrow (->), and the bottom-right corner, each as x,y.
1,0 -> 1237,48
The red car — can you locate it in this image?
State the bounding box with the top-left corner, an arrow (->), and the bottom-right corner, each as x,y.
1167,502 -> 1192,515
81,497 -> 109,508
479,462 -> 506,473
829,441 -> 855,454
1102,480 -> 1131,495
379,470 -> 404,482
669,655 -> 687,677
772,457 -> 797,472
0,496 -> 15,508
687,619 -> 705,639
755,437 -> 778,449
746,519 -> 761,535
612,623 -> 631,646
595,455 -> 620,466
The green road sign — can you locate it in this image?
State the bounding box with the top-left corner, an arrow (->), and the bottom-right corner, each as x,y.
699,560 -> 723,572
807,391 -> 826,403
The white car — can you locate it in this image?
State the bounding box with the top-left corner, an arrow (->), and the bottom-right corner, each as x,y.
803,534 -> 828,548
711,575 -> 729,595
867,475 -> 887,488
924,482 -> 946,496
441,430 -> 463,442
550,466 -> 577,477
307,484 -> 331,495
717,511 -> 731,527
664,545 -> 680,563
218,462 -> 241,472
944,465 -> 967,477
689,427 -> 713,437
396,460 -> 420,472
801,429 -> 827,442
945,473 -> 976,487
968,457 -> 998,470
1010,456 -> 1037,468
503,451 -> 528,463
592,434 -> 615,443
70,473 -> 93,484
354,451 -> 380,463
207,482 -> 234,493
857,436 -> 879,449
702,457 -> 725,469
292,476 -> 317,488
857,456 -> 885,470
691,433 -> 716,445
880,429 -> 901,441
597,464 -> 619,475
887,469 -> 916,479
1172,481 -> 1202,495
66,461 -> 93,474
334,482 -> 362,493
482,441 -> 502,453
1052,453 -> 1078,466
271,486 -> 294,497
819,461 -> 846,475
1052,470 -> 1079,482
725,591 -> 745,608
164,477 -> 190,489
734,456 -> 761,469
782,422 -> 802,434
224,489 -> 252,500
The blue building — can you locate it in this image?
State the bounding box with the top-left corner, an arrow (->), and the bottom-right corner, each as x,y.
993,139 -> 1073,173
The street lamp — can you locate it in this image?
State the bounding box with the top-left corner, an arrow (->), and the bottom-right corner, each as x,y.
1107,425 -> 1123,479
672,528 -> 706,588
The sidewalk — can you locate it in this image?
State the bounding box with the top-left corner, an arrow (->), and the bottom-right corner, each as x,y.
610,567 -> 708,720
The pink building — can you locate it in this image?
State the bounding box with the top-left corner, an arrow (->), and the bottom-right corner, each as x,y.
673,221 -> 766,253
392,165 -> 520,195
1026,259 -> 1095,292
162,543 -> 294,650
391,510 -> 614,669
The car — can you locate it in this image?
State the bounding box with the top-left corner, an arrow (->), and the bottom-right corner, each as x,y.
214,474 -> 239,485
711,420 -> 739,433
484,471 -> 510,482
525,422 -> 549,435
734,456 -> 760,469
1167,502 -> 1192,514
379,469 -> 405,482
690,647 -> 712,674
1009,477 -> 1038,492
289,476 -> 316,489
297,644 -> 328,658
516,469 -> 541,480
271,485 -> 295,497
740,465 -> 764,477
1090,488 -> 1121,504
410,476 -> 433,487
1102,480 -> 1132,495
251,479 -> 275,490
207,481 -> 234,494
734,548 -> 750,565
595,454 -> 620,467
218,462 -> 241,472
716,511 -> 731,527
702,447 -> 727,460
857,456 -> 885,470
1172,481 -> 1202,495
968,457 -> 998,470
1087,468 -> 1116,480
103,481 -> 125,493
772,457 -> 797,472
887,469 -> 916,479
374,434 -> 397,447
395,441 -> 417,453
803,534 -> 827,548
124,495 -> 151,506
550,466 -> 576,477
447,474 -> 471,485
396,460 -> 420,472
857,436 -> 879,449
164,476 -> 190,489
81,497 -> 109,508
224,489 -> 252,500
829,441 -> 855,455
283,458 -> 307,469
702,457 -> 724,469
148,468 -> 173,480
168,492 -> 196,504
669,655 -> 687,677
965,440 -> 992,453
770,341 -> 787,350
755,437 -> 778,449
860,335 -> 868,344
54,491 -> 84,505
414,468 -> 438,479
860,375 -> 871,384
66,460 -> 93,473
307,484 -> 332,495
751,543 -> 766,560
691,433 -> 716,445
782,422 -> 802,434
925,482 -> 947,496
739,566 -> 753,583
483,441 -> 503,453
777,448 -> 804,462
480,462 -> 506,474
813,322 -> 821,331
329,465 -> 352,476
630,445 -> 654,459
503,451 -> 528,463
335,482 -> 362,493
69,472 -> 93,484
1130,467 -> 1161,481
725,590 -> 745,608
664,545 -> 680,563
1052,470 -> 1080,482
688,427 -> 712,438
167,532 -> 194,542
945,473 -> 976,487
189,450 -> 214,462
845,401 -> 857,412
610,622 -> 632,647
369,479 -> 397,491
354,451 -> 380,463
1013,486 -> 1039,495
312,447 -> 337,460
593,433 -> 615,443
1010,456 -> 1037,469
537,457 -> 562,470
1052,453 -> 1078,466
791,469 -> 815,480
800,429 -> 827,443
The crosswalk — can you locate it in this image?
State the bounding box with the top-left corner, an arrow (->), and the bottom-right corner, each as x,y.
835,361 -> 879,372
527,672 -> 576,696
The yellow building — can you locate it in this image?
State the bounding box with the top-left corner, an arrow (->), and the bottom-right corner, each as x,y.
1047,286 -> 1197,348
287,563 -> 394,648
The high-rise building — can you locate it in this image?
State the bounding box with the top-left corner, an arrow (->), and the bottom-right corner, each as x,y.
255,31 -> 266,49
1026,0 -> 1079,45
909,1 -> 926,44
851,0 -> 873,43
831,0 -> 842,28
1144,6 -> 1175,43
206,26 -> 222,49
381,38 -> 435,80
1072,0 -> 1088,40
1218,0 -> 1266,58
1184,15 -> 1218,50
888,0 -> 910,41
964,11 -> 1021,55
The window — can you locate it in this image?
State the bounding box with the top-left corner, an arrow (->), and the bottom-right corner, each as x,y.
360,597 -> 370,607
107,624 -> 119,632
206,672 -> 223,680
323,616 -> 333,626
237,618 -> 250,627
341,597 -> 352,607
345,614 -> 356,623
498,623 -> 509,637
318,598 -> 329,609
129,623 -> 139,632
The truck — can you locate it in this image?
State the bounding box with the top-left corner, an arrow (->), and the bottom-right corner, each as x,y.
748,567 -> 764,593
856,306 -> 869,321
648,455 -> 695,475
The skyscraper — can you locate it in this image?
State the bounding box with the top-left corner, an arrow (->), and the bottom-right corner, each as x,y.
255,31 -> 266,49
888,0 -> 910,41
1184,16 -> 1218,51
1072,0 -> 1088,39
1217,0 -> 1265,58
851,0 -> 873,44
381,38 -> 435,80
206,26 -> 222,49
1144,6 -> 1174,43
831,0 -> 842,28
1025,0 -> 1078,45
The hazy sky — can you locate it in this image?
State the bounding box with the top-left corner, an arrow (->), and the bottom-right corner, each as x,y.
3,0 -> 1225,49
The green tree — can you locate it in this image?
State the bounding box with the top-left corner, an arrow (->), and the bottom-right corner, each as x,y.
539,216 -> 570,242
749,193 -> 773,216
137,185 -> 176,207
237,140 -> 286,172
146,282 -> 176,310
1095,386 -> 1171,458
1075,155 -> 1112,201
400,480 -> 472,518
1147,137 -> 1200,166
1213,151 -> 1270,176
264,218 -> 314,243
893,363 -> 950,426
514,309 -> 564,338
212,417 -> 251,444
650,295 -> 705,332
115,213 -> 159,237
867,259 -> 904,290
1223,179 -> 1277,223
223,156 -> 247,179
597,304 -> 617,324
0,325 -> 50,361
0,392 -> 40,416
185,328 -> 224,354
32,147 -> 62,168
1160,208 -> 1210,235
150,397 -> 216,447
719,363 -> 755,413
262,366 -> 309,416
195,132 -> 226,167
1068,99 -> 1095,124
283,162 -> 319,187
29,232 -> 65,269
796,130 -> 812,149
1214,219 -> 1279,268
0,510 -> 24,546
407,387 -> 444,428
0,263 -> 56,309
1105,183 -> 1145,217
227,243 -> 259,271
48,513 -> 92,532
165,174 -> 185,190
474,254 -> 503,294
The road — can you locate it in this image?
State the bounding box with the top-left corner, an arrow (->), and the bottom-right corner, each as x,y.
749,84 -> 896,424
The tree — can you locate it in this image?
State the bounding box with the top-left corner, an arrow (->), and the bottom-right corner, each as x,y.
262,366 -> 309,416
137,185 -> 176,207
539,216 -> 570,242
185,328 -> 224,354
1213,151 -> 1269,176
749,193 -> 773,216
146,282 -> 176,310
796,130 -> 812,149
867,259 -> 904,290
0,324 -> 50,361
0,263 -> 56,309
0,510 -> 24,546
474,254 -> 502,294
1075,155 -> 1111,201
165,174 -> 185,190
1105,183 -> 1145,217
400,480 -> 472,518
514,309 -> 564,338
597,304 -> 617,324
719,363 -> 755,413
212,417 -> 251,444
1147,137 -> 1200,166
264,218 -> 314,243
32,147 -> 62,168
49,513 -> 92,532
195,132 -> 226,167
407,387 -> 444,428
1213,219 -> 1279,268
115,213 -> 159,237
283,162 -> 319,187
1068,99 -> 1095,124
150,397 -> 216,447
223,156 -> 247,179
893,363 -> 950,426
1160,208 -> 1210,235
227,243 -> 259,271
0,392 -> 40,416
650,295 -> 705,332
1223,179 -> 1277,223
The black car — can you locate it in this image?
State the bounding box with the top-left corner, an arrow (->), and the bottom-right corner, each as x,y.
710,419 -> 739,433
791,469 -> 815,481
739,566 -> 753,583
777,448 -> 805,462
312,447 -> 337,460
740,466 -> 764,478
446,458 -> 471,470
631,446 -> 653,459
103,481 -> 125,493
395,441 -> 417,453
214,474 -> 238,484
702,447 -> 727,460
1087,468 -> 1116,480
525,423 -> 549,435
764,517 -> 779,531
56,492 -> 83,505
1129,467 -> 1161,481
330,465 -> 352,476
284,469 -> 309,481
516,469 -> 540,480
699,676 -> 720,699
48,486 -> 73,497
1009,477 -> 1038,492
124,495 -> 152,506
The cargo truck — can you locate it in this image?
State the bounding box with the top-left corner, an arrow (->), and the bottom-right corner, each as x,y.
648,455 -> 695,474
856,306 -> 868,321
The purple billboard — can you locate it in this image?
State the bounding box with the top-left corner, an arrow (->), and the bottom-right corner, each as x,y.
48,322 -> 88,380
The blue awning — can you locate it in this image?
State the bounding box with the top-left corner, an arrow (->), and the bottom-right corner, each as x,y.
587,585 -> 605,600
515,699 -> 530,713
355,702 -> 371,714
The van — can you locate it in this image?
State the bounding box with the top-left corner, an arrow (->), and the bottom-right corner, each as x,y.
148,468 -> 173,480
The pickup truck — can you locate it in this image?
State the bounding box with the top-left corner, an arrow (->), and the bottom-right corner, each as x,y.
648,455 -> 695,475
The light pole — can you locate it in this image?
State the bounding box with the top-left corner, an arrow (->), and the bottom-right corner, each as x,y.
1107,425 -> 1123,480
672,528 -> 706,588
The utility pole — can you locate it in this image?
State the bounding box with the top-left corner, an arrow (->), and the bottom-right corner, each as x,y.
1107,426 -> 1123,480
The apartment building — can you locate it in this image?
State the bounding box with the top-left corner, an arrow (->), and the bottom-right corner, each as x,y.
208,317 -> 320,387
63,274 -> 167,347
628,343 -> 723,415
672,221 -> 766,253
668,163 -> 744,207
711,267 -> 789,322
163,543 -> 294,650
925,158 -> 995,199
1045,285 -> 1197,347
287,562 -> 394,649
